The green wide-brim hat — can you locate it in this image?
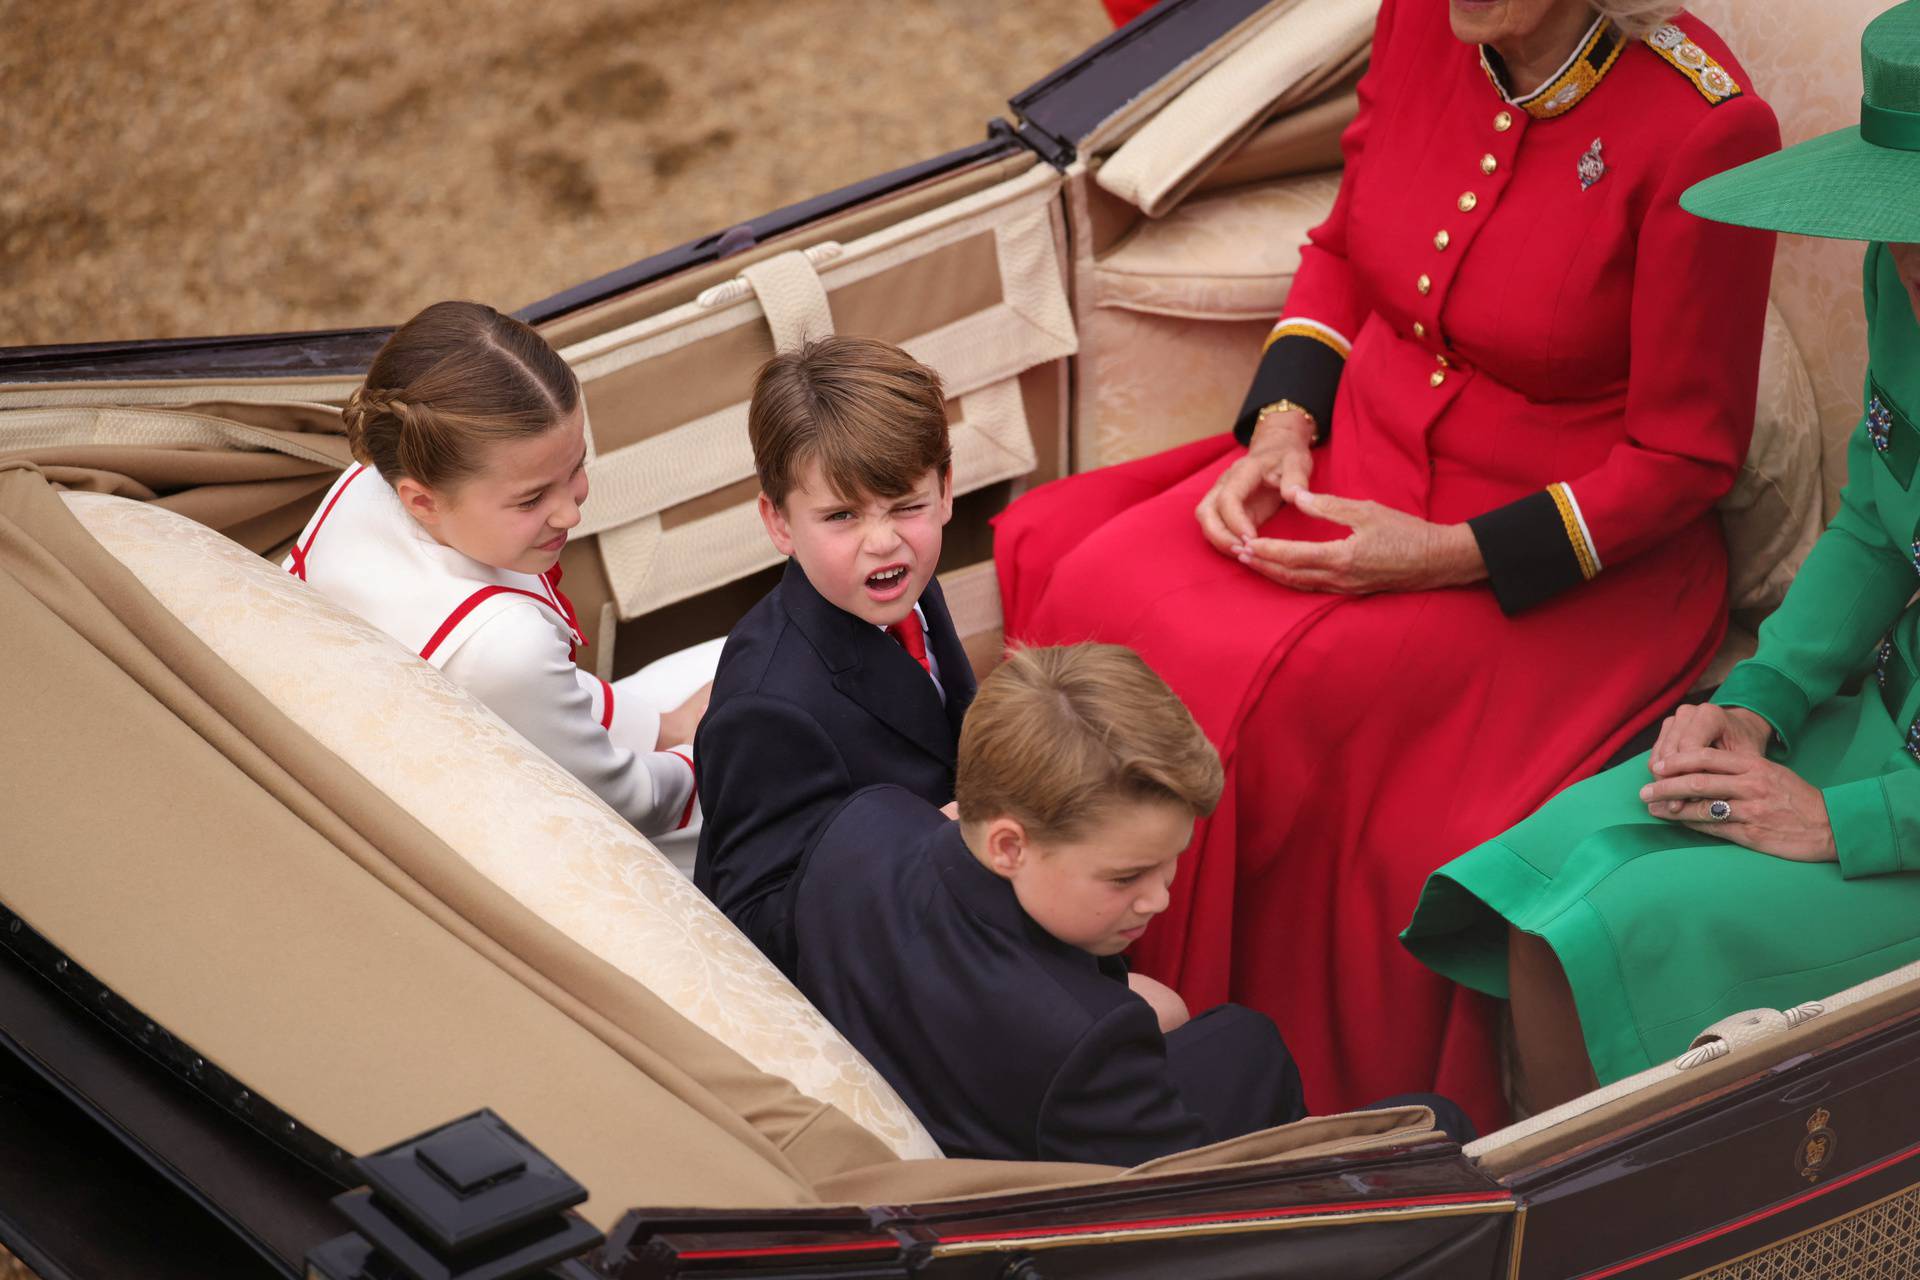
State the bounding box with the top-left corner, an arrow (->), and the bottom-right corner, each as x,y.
1682,0 -> 1920,241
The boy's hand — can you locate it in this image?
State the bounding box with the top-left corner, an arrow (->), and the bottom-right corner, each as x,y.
1128,972 -> 1190,1035
656,681 -> 713,750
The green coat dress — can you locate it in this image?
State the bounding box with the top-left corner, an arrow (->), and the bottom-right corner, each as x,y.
1401,242 -> 1920,1085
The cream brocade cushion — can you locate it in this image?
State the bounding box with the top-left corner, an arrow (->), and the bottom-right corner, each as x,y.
63,492 -> 942,1161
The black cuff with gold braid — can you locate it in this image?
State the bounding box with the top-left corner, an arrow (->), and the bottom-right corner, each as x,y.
1468,484 -> 1600,615
1233,330 -> 1346,446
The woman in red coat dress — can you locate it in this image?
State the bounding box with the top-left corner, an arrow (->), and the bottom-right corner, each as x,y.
996,0 -> 1779,1132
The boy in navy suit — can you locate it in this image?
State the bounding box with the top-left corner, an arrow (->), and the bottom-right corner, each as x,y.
694,336 -> 976,975
794,644 -> 1474,1164
793,644 -> 1308,1164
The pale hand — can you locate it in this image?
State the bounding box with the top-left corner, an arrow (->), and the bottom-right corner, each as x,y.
939,800 -> 960,820
1128,972 -> 1191,1034
1648,703 -> 1771,781
1637,746 -> 1837,863
1235,490 -> 1485,594
1195,410 -> 1316,554
656,680 -> 713,750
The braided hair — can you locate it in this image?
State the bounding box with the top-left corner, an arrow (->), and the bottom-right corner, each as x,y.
342,301 -> 580,490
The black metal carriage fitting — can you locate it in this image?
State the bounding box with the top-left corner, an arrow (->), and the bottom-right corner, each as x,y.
306,1108 -> 604,1280
0,899 -> 357,1187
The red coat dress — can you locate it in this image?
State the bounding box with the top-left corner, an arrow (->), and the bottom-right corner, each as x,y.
995,0 -> 1778,1132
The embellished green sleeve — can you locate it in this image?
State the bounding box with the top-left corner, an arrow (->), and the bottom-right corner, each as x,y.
1714,243 -> 1917,751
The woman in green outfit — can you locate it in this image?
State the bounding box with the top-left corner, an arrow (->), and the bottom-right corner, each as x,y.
1403,0 -> 1920,1114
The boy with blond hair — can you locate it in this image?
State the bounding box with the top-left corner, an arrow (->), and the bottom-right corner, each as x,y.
791,643 -> 1311,1164
695,336 -> 975,974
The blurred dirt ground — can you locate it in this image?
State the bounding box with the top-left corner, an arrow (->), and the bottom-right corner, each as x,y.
2,0 -> 1109,347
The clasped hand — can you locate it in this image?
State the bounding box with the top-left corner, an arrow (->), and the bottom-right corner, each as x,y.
1194,413 -> 1483,593
1638,703 -> 1836,863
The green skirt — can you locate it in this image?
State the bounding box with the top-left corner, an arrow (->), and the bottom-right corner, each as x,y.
1402,686 -> 1920,1084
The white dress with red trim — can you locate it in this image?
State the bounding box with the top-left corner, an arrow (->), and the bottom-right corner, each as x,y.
284,464 -> 698,837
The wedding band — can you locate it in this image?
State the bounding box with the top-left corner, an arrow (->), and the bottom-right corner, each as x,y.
1707,799 -> 1733,823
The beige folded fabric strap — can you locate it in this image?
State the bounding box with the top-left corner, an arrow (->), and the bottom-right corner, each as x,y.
1097,0 -> 1377,217
591,381 -> 1038,617
1675,1002 -> 1826,1071
0,378 -> 357,412
740,250 -> 837,353
0,405 -> 350,468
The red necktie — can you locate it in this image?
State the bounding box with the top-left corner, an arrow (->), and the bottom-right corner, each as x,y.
887,612 -> 932,675
539,564 -> 587,649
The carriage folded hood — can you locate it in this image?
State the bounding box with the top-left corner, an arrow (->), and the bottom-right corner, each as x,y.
0,462 -> 1444,1246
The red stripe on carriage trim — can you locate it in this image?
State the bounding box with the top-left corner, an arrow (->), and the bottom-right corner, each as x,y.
667,749 -> 697,829
286,464 -> 366,581
597,676 -> 614,730
418,586 -> 573,662
1576,1137 -> 1920,1280
676,1239 -> 899,1261
672,1190 -> 1515,1260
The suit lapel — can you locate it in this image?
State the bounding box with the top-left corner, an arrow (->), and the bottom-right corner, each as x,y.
778,559 -> 958,767
836,638 -> 957,767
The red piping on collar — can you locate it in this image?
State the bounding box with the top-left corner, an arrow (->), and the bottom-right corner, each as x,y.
286,464 -> 366,581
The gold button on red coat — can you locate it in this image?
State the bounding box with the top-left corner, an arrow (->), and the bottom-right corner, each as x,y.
1417,273 -> 1432,295
1430,369 -> 1447,387
1494,110 -> 1513,131
1480,153 -> 1498,174
1413,320 -> 1427,339
1434,229 -> 1451,250
1458,192 -> 1479,212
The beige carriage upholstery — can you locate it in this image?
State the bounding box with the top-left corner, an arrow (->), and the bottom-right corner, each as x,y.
61,489 -> 943,1162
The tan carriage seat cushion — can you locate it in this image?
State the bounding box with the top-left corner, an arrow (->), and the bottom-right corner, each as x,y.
1095,173 -> 1345,323
60,491 -> 942,1162
1092,172 -> 1823,616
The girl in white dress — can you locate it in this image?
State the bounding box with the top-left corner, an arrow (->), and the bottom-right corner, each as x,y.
286,300 -> 704,836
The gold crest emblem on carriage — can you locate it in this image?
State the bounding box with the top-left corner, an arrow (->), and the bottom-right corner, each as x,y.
1797,1107 -> 1838,1182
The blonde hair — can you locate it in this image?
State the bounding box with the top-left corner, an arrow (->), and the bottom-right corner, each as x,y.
342,300 -> 580,491
956,645 -> 1224,842
1594,0 -> 1682,40
748,335 -> 951,507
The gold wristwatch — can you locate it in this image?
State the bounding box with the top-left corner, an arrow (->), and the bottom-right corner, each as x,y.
1255,399 -> 1321,446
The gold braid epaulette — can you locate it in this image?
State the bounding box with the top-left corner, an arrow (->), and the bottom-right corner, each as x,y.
1643,25 -> 1742,106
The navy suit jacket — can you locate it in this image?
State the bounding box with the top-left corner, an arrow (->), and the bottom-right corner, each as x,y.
794,785 -> 1288,1165
693,559 -> 975,974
